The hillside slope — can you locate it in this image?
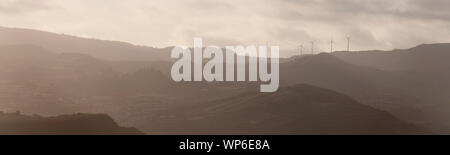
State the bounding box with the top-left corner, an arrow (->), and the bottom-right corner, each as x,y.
328,44 -> 450,132
0,26 -> 170,61
143,84 -> 424,135
0,112 -> 144,135
333,43 -> 450,72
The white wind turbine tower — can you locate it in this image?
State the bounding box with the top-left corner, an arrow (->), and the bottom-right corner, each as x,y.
346,35 -> 351,52
298,44 -> 303,56
330,39 -> 334,52
311,41 -> 315,55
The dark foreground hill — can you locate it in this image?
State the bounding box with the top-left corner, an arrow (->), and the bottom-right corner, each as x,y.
0,112 -> 144,135
144,84 -> 424,135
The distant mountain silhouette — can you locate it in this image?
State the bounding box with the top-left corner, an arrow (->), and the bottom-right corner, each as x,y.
0,112 -> 143,135
0,44 -> 255,132
0,26 -> 170,61
143,84 -> 423,134
0,44 -> 249,97
0,43 -> 434,134
279,53 -> 445,132
1,27 -> 449,134
280,53 -> 403,100
327,44 -> 450,133
333,43 -> 450,72
277,45 -> 450,133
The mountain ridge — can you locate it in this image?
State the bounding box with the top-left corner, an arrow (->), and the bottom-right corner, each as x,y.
142,84 -> 424,135
0,112 -> 144,135
0,26 -> 171,61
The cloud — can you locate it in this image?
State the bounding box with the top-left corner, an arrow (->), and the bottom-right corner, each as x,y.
0,0 -> 52,14
0,0 -> 449,57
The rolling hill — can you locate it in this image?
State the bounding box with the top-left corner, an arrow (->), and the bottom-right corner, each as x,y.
328,44 -> 450,133
0,112 -> 143,135
0,27 -> 448,134
142,84 -> 424,135
278,46 -> 450,133
333,43 -> 450,72
0,26 -> 170,61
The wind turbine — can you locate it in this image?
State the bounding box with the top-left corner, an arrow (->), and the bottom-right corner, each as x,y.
330,39 -> 334,52
346,35 -> 351,52
311,41 -> 315,55
298,44 -> 303,56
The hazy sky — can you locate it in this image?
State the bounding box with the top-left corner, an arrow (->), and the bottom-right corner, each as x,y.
1,0 -> 449,56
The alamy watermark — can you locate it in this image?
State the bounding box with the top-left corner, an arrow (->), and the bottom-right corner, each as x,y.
171,38 -> 279,92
